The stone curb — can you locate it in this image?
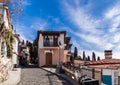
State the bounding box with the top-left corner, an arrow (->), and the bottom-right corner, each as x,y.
41,67 -> 78,85
0,68 -> 21,85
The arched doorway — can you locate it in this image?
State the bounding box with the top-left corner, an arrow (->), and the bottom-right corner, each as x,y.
46,53 -> 52,65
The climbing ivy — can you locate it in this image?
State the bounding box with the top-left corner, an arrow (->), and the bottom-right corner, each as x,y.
2,28 -> 14,58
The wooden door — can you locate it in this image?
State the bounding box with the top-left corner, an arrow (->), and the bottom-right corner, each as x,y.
46,53 -> 52,65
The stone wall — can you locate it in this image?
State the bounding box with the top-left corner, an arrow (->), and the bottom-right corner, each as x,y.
0,57 -> 13,83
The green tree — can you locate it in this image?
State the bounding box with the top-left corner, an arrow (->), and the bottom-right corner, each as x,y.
92,52 -> 96,61
70,55 -> 74,64
22,40 -> 24,45
83,51 -> 86,61
87,56 -> 91,61
27,41 -> 38,63
26,40 -> 29,46
78,56 -> 82,60
2,29 -> 14,58
74,47 -> 78,59
97,56 -> 100,61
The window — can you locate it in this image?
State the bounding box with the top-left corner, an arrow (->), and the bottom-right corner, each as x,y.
54,36 -> 58,46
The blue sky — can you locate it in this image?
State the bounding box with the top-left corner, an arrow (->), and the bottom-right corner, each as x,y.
11,0 -> 120,59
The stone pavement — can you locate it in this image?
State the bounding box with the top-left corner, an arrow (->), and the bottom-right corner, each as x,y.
0,68 -> 21,85
42,67 -> 78,85
17,65 -> 72,85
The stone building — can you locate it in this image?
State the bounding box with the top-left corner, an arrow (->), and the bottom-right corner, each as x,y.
35,30 -> 72,67
87,50 -> 120,85
0,0 -> 17,83
12,34 -> 20,68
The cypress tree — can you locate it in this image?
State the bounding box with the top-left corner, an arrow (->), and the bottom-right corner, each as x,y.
70,55 -> 73,64
78,56 -> 82,60
87,56 -> 90,61
22,40 -> 24,45
97,56 -> 100,61
83,51 -> 86,61
92,52 -> 96,61
74,47 -> 78,59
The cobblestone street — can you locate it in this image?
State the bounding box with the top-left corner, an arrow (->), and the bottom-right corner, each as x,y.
17,65 -> 72,85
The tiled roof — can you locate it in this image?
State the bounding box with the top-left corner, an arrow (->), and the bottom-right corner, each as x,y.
87,58 -> 120,69
87,58 -> 120,65
88,64 -> 120,69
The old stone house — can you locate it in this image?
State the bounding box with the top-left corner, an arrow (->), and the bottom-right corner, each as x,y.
35,30 -> 72,67
0,0 -> 19,83
87,50 -> 120,85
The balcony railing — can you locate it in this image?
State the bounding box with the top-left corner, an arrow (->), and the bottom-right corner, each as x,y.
44,41 -> 58,47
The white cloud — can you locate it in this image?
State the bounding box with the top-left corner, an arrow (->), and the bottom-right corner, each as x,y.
53,18 -> 60,24
22,0 -> 32,6
30,21 -> 47,31
113,33 -> 120,43
75,32 -> 114,50
14,17 -> 49,42
12,0 -> 120,59
60,0 -> 120,58
104,2 -> 120,32
14,22 -> 35,42
63,2 -> 101,34
72,40 -> 80,48
105,2 -> 120,19
28,17 -> 49,31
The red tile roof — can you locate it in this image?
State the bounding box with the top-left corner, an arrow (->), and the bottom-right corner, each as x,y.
87,59 -> 120,65
87,58 -> 120,69
88,64 -> 120,69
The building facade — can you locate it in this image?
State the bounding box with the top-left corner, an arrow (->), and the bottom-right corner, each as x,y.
12,34 -> 20,67
0,0 -> 15,83
0,1 -> 12,58
35,30 -> 72,67
87,50 -> 120,85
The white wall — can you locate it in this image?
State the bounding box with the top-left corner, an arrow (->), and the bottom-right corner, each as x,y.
103,69 -> 112,75
38,33 -> 43,48
0,7 -> 2,15
58,33 -> 66,50
102,69 -> 120,85
0,4 -> 10,28
58,34 -> 64,45
39,33 -> 65,49
12,37 -> 18,64
4,8 -> 9,27
0,38 -> 2,59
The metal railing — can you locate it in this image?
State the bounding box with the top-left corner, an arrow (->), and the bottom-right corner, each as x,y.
44,41 -> 58,47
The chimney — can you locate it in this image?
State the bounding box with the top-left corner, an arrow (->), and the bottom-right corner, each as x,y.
104,50 -> 112,59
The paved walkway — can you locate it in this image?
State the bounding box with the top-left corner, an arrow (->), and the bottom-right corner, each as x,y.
0,68 -> 21,85
17,65 -> 72,85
